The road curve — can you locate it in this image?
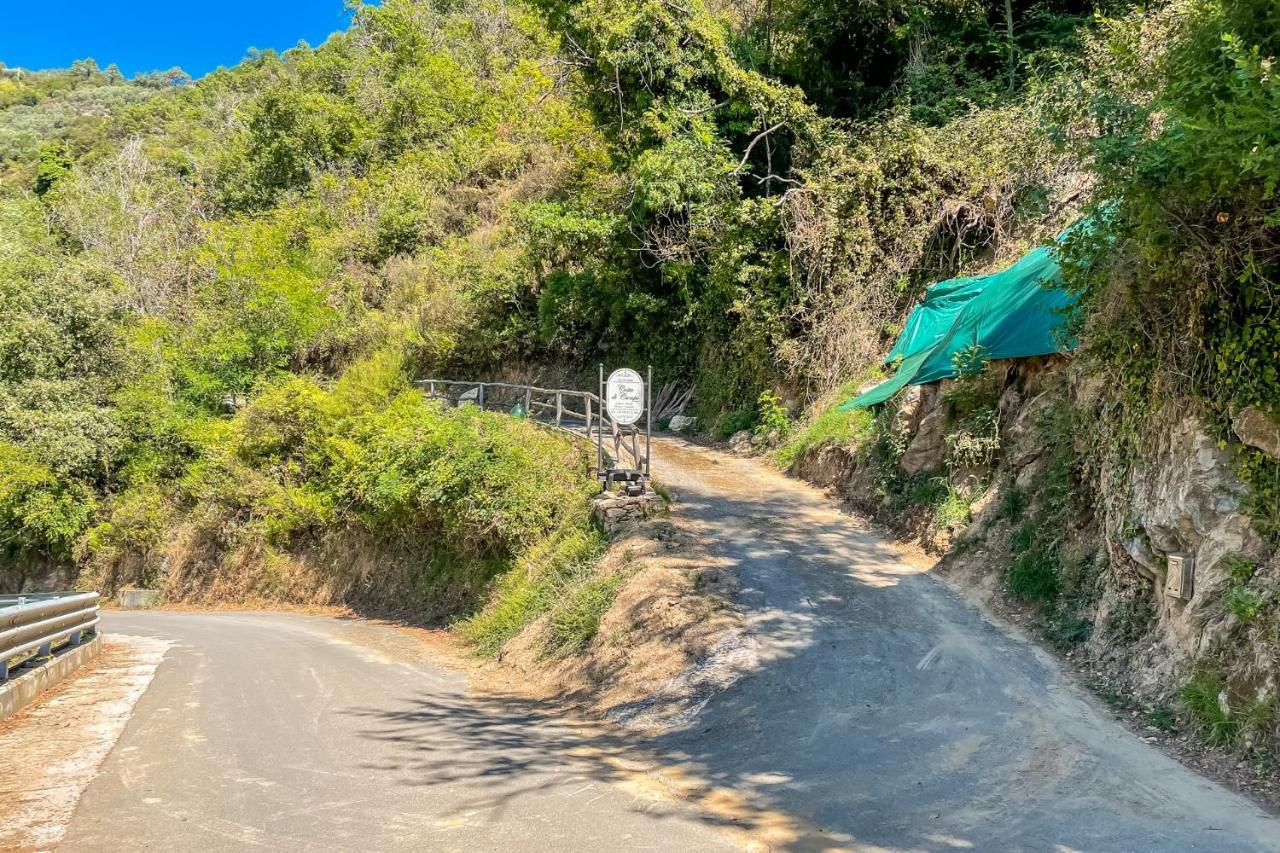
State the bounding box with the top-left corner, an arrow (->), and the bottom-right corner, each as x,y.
58,611 -> 736,852
642,436 -> 1280,852
53,435 -> 1280,852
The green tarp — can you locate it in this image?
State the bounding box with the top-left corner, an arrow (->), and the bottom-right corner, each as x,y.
839,239 -> 1077,410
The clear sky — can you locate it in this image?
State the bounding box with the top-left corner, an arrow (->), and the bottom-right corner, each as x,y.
0,1 -> 357,78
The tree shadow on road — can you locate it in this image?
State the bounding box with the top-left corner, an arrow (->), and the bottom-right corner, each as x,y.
342,441 -> 1238,853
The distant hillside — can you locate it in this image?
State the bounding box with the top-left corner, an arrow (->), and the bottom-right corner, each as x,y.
0,60 -> 185,185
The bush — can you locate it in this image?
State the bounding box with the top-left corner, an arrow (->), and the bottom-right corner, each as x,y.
1223,586 -> 1268,624
1056,0 -> 1280,534
945,405 -> 1001,467
0,442 -> 96,564
715,408 -> 758,439
932,489 -> 972,532
1008,547 -> 1060,605
1181,665 -> 1275,749
754,391 -> 791,440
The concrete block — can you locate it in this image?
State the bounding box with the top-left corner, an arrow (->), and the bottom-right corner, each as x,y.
119,588 -> 161,610
1,634 -> 102,722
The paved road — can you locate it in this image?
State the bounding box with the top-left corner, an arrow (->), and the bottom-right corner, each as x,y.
52,436 -> 1280,852
59,612 -> 736,852
640,437 -> 1280,852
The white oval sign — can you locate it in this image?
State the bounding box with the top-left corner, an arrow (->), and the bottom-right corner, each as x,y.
606,368 -> 645,425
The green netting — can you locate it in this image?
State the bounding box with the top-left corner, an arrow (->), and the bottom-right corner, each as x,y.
840,239 -> 1076,410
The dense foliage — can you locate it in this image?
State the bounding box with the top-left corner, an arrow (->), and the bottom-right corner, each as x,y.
0,0 -> 1275,658
0,1 -> 607,620
1053,0 -> 1280,531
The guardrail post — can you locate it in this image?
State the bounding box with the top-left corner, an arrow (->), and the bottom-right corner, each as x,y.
524,386 -> 532,416
555,391 -> 563,427
0,659 -> 7,682
68,629 -> 83,646
478,383 -> 486,409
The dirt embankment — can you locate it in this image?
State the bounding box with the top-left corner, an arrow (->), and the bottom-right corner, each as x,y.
473,493 -> 749,728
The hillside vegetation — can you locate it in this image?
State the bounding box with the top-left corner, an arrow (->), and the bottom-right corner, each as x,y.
0,0 -> 1276,746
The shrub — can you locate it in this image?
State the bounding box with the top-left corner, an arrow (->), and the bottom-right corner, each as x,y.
1000,485 -> 1028,521
1045,616 -> 1092,648
933,489 -> 972,532
754,391 -> 791,440
715,408 -> 757,439
945,405 -> 1001,467
1181,665 -> 1276,749
1008,547 -> 1060,605
1105,591 -> 1156,644
1223,586 -> 1268,624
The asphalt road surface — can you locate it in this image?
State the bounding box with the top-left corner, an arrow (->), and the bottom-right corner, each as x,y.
58,610 -> 736,852
47,436 -> 1280,852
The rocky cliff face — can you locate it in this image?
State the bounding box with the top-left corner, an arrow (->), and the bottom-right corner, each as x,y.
788,355 -> 1279,753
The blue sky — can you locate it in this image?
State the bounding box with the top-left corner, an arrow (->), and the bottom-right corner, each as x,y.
1,1 -> 357,78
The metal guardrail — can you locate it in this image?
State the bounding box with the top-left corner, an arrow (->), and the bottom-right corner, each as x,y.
0,592 -> 99,682
416,377 -> 651,492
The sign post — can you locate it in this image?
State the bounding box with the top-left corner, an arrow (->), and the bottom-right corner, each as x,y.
646,365 -> 652,479
600,365 -> 650,495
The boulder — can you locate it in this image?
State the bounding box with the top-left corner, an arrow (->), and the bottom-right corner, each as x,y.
668,415 -> 697,433
1233,406 -> 1280,459
751,428 -> 782,448
1001,387 -> 1054,469
895,384 -> 928,434
728,430 -> 755,456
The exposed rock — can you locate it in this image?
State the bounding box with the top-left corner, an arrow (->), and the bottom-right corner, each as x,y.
1001,386 -> 1054,469
900,406 -> 946,474
1233,406 -> 1280,459
895,384 -> 929,434
728,430 -> 755,456
1127,415 -> 1268,655
751,428 -> 782,449
668,415 -> 697,433
9,564 -> 75,594
791,354 -> 1278,748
